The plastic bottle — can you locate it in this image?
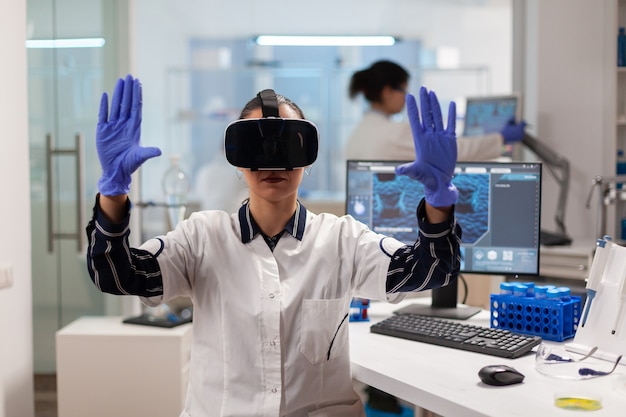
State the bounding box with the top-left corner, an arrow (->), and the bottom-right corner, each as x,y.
619,27 -> 626,67
162,155 -> 190,229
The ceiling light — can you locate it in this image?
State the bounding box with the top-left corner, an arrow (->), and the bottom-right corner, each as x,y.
254,35 -> 397,47
26,38 -> 106,49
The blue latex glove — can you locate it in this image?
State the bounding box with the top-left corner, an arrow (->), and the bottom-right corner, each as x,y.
96,75 -> 161,195
500,118 -> 527,144
395,86 -> 458,207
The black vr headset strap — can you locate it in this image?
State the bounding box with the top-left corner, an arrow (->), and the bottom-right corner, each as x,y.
257,89 -> 280,118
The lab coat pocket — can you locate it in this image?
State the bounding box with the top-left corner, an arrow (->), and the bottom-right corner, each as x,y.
301,298 -> 349,364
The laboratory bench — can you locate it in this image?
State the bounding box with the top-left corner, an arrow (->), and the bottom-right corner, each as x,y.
350,299 -> 626,417
56,294 -> 626,417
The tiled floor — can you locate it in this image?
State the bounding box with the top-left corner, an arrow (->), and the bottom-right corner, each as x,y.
34,374 -> 57,417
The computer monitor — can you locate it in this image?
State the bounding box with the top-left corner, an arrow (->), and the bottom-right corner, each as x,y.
462,93 -> 521,137
463,93 -> 521,159
346,160 -> 542,319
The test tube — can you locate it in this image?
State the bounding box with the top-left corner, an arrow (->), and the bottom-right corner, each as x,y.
500,282 -> 515,295
535,285 -> 556,299
556,287 -> 571,302
546,288 -> 569,302
513,284 -> 528,297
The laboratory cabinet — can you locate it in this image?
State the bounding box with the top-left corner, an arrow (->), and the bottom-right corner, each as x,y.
56,316 -> 192,417
539,239 -> 594,281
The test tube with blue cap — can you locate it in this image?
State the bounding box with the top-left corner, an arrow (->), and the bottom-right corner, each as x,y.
581,236 -> 612,327
523,282 -> 535,297
535,285 -> 556,299
499,282 -> 515,295
510,282 -> 534,297
512,284 -> 529,297
546,287 -> 571,302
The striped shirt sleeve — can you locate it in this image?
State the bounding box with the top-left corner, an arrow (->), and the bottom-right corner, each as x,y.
386,199 -> 462,293
85,195 -> 164,297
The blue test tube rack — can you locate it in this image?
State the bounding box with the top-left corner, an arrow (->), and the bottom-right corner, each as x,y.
349,298 -> 370,322
490,292 -> 582,342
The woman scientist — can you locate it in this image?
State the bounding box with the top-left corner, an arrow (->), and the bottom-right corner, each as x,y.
86,75 -> 462,417
345,60 -> 526,162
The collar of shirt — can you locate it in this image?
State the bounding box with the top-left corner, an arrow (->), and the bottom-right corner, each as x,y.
367,108 -> 391,119
238,200 -> 307,244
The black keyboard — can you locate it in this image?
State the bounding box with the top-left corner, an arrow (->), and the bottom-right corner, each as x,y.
370,314 -> 542,359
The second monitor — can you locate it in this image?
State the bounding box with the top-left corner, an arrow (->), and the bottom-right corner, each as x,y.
462,93 -> 521,137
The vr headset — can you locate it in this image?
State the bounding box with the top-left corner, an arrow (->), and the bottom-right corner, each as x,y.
224,89 -> 319,170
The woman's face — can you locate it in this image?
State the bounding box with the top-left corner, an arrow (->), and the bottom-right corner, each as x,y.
240,106 -> 305,204
382,83 -> 408,115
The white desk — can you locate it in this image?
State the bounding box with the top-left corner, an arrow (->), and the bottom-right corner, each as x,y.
56,316 -> 192,417
349,300 -> 626,417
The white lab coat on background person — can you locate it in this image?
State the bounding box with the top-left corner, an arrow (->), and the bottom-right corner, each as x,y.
345,60 -> 521,163
345,109 -> 503,162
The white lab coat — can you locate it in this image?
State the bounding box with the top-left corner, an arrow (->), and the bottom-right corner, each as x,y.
139,208 -> 407,417
344,110 -> 504,162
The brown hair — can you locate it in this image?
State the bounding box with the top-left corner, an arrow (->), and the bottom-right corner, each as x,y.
239,92 -> 306,119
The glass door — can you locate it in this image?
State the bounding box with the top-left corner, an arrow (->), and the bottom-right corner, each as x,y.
28,0 -> 108,373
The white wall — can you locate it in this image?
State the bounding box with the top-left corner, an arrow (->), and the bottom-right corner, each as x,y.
130,0 -> 618,243
0,1 -> 35,417
523,0 -> 610,240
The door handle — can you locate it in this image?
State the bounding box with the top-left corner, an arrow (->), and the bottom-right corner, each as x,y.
46,133 -> 85,252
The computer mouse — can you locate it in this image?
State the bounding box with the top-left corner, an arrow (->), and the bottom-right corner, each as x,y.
478,364 -> 525,386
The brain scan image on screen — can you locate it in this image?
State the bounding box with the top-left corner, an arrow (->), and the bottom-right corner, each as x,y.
372,173 -> 423,243
346,160 -> 541,277
453,174 -> 489,244
371,171 -> 489,245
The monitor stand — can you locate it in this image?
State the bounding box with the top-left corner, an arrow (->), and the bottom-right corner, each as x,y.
393,280 -> 481,320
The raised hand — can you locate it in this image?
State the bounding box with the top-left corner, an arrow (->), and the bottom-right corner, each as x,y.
395,86 -> 458,207
96,74 -> 161,196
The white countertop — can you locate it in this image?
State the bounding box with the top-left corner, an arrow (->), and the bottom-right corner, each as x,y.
349,299 -> 626,417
